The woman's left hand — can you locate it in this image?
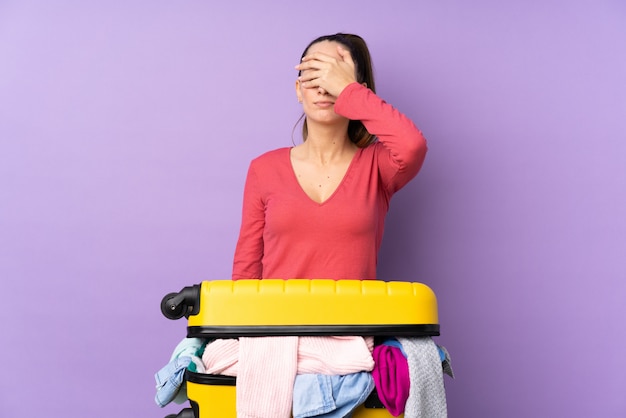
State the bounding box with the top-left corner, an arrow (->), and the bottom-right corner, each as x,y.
295,46 -> 357,97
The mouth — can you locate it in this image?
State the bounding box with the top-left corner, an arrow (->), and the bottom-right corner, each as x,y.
314,101 -> 335,108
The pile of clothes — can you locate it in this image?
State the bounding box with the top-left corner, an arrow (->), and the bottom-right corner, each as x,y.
155,336 -> 453,418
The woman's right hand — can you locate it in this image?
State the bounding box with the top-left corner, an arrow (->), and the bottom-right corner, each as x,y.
295,46 -> 357,97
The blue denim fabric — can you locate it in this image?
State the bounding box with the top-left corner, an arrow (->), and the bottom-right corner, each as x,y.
292,372 -> 375,418
154,356 -> 192,407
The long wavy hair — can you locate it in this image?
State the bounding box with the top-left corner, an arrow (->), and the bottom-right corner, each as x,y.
296,33 -> 376,148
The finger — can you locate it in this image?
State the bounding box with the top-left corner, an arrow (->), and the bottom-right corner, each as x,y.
301,51 -> 338,64
297,71 -> 321,88
337,46 -> 353,64
300,79 -> 321,89
295,60 -> 320,72
297,67 -> 322,82
295,58 -> 330,74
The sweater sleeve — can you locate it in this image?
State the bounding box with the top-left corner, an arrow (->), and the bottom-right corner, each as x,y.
334,82 -> 428,194
232,161 -> 265,280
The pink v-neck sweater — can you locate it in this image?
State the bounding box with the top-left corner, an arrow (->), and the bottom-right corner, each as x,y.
232,82 -> 427,280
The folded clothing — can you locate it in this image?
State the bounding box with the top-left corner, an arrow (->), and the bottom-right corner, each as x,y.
154,356 -> 192,407
372,345 -> 410,417
203,336 -> 375,418
202,336 -> 375,376
293,372 -> 375,418
398,337 -> 447,418
237,336 -> 298,418
154,338 -> 209,407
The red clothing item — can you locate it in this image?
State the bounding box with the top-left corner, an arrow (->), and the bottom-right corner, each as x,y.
232,83 -> 427,280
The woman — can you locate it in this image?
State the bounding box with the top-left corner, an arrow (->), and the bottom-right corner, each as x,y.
232,33 -> 427,281
220,34 -> 432,417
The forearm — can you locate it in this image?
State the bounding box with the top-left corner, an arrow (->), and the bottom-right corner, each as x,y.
334,82 -> 427,175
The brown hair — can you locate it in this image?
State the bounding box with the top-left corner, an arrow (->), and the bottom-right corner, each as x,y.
297,33 -> 376,148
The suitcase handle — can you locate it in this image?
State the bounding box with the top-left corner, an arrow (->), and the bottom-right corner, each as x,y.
160,285 -> 200,319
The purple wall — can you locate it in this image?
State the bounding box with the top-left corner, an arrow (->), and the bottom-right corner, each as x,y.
1,1 -> 625,416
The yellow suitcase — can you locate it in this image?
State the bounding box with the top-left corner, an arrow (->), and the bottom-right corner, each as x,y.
161,279 -> 440,418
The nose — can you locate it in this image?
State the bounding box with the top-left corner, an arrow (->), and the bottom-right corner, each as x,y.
317,87 -> 327,95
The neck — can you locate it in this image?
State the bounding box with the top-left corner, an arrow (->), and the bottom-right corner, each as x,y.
303,121 -> 353,163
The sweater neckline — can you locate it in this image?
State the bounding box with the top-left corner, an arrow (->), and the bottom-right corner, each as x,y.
286,146 -> 362,206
